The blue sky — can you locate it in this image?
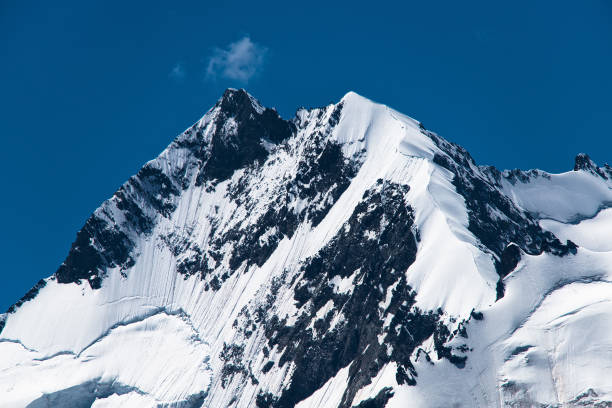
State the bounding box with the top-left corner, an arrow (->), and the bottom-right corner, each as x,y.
1,1 -> 611,311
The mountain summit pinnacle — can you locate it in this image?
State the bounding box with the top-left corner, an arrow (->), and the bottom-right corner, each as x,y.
574,152 -> 610,179
200,88 -> 295,183
218,88 -> 265,116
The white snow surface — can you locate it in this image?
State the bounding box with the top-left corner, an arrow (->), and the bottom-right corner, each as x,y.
500,169 -> 612,222
2,90 -> 612,407
541,207 -> 612,252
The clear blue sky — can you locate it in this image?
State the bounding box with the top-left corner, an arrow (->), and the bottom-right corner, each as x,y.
1,1 -> 611,311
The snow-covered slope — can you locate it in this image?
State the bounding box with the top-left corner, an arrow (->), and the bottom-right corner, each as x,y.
2,89 -> 612,408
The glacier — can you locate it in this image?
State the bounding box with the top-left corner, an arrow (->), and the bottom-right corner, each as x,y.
1,89 -> 612,407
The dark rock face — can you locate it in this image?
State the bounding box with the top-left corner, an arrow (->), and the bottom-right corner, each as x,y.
54,160 -> 183,289
219,342 -> 248,388
55,215 -> 134,289
256,392 -> 278,408
6,279 -> 47,314
217,137 -> 359,276
432,321 -> 467,368
497,243 -> 522,279
196,89 -> 295,185
426,131 -> 577,287
495,243 -> 522,299
54,89 -> 295,294
575,153 -> 596,172
240,182 -> 462,408
175,102 -> 363,289
574,153 -> 610,179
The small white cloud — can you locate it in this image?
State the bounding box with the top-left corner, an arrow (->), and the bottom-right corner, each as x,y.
169,63 -> 185,80
206,36 -> 267,83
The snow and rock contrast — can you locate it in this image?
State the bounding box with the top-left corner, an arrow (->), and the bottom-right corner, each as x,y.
2,89 -> 612,407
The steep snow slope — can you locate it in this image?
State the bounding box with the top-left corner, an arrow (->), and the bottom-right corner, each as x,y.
541,208 -> 612,252
1,89 -> 612,407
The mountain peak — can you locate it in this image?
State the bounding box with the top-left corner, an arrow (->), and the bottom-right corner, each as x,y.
339,90 -> 377,108
218,88 -> 265,116
196,89 -> 294,184
574,152 -> 596,171
341,90 -> 362,101
574,152 -> 609,179
3,90 -> 612,408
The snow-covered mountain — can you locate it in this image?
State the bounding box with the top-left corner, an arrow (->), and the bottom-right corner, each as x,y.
2,89 -> 612,408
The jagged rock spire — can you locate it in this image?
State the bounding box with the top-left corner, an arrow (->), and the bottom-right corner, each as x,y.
574,152 -> 609,179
